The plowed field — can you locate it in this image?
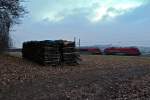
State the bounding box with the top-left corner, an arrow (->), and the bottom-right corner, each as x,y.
0,55 -> 150,100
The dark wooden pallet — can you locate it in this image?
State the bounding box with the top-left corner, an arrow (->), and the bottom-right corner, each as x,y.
22,40 -> 80,66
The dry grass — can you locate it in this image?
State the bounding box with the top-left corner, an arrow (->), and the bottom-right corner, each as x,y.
0,54 -> 150,100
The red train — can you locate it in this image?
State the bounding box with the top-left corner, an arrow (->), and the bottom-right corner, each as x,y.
104,47 -> 141,56
79,47 -> 102,55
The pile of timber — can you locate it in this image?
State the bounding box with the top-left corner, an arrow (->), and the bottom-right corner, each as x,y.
22,40 -> 80,66
56,40 -> 80,65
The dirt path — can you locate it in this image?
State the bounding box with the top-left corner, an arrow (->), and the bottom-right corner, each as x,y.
0,55 -> 150,100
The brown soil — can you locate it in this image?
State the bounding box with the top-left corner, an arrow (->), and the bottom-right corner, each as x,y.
0,55 -> 150,100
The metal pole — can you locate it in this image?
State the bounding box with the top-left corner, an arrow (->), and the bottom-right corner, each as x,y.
79,38 -> 80,49
74,37 -> 76,46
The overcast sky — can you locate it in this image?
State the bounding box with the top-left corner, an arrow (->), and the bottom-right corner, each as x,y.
11,0 -> 150,47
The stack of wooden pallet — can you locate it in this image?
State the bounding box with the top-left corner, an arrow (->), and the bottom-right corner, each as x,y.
22,40 -> 80,66
63,41 -> 79,65
22,40 -> 60,65
56,40 -> 80,65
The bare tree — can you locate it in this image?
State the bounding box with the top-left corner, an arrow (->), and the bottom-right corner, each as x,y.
0,0 -> 25,52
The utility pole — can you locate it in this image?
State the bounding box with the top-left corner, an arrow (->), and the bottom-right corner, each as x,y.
74,37 -> 76,47
79,38 -> 80,49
